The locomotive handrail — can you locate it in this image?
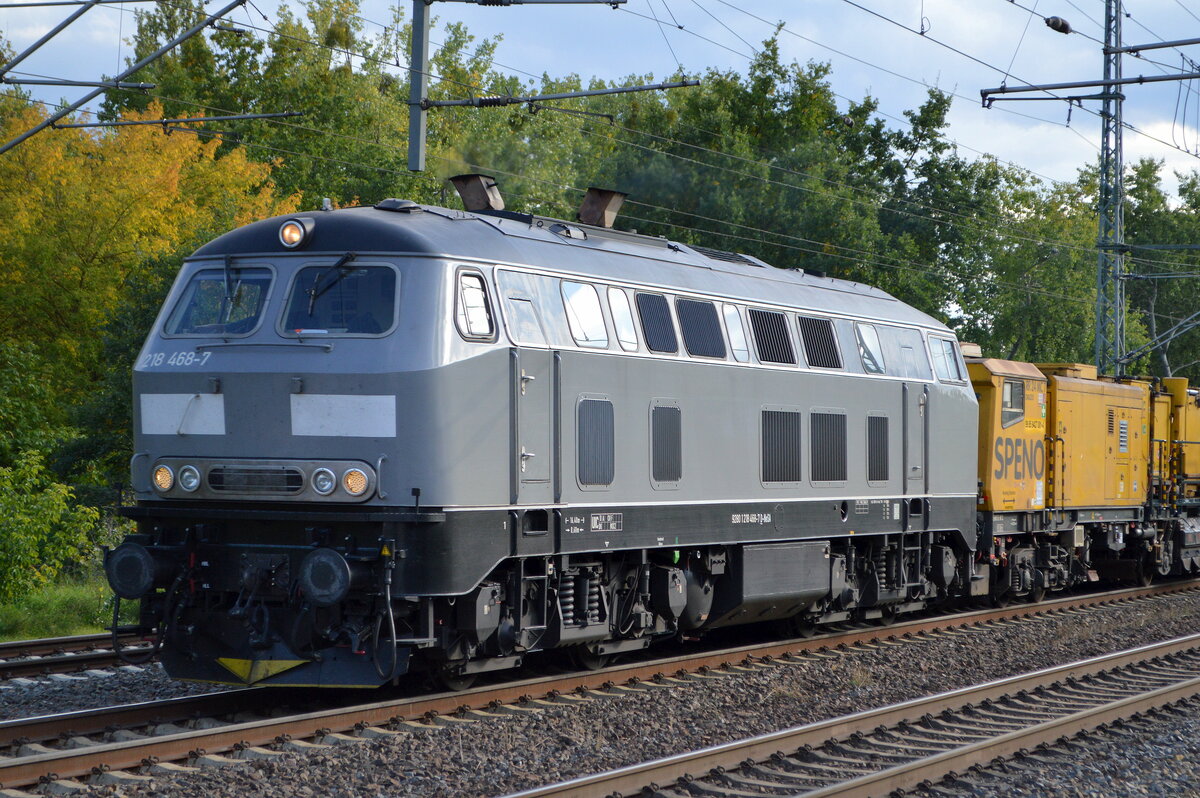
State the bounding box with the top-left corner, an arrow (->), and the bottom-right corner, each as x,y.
116,504 -> 445,523
193,341 -> 334,352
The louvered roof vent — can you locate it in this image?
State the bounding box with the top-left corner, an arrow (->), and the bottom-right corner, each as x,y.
692,245 -> 761,266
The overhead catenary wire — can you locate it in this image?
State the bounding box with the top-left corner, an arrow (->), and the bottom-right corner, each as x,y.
832,0 -> 1200,165
36,0 -> 1198,273
11,0 -> 1200,278
8,87 -> 1200,334
56,0 -> 1104,257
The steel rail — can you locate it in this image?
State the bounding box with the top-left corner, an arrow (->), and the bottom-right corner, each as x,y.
0,579 -> 1195,788
0,690 -> 267,744
0,632 -> 146,680
503,633 -> 1200,798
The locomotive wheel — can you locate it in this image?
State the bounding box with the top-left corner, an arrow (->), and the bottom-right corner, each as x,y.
779,615 -> 817,638
435,666 -> 477,692
1026,586 -> 1046,604
569,645 -> 612,672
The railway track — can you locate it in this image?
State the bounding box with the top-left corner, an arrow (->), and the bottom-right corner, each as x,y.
511,634 -> 1200,798
0,633 -> 148,681
1,579 -> 1196,792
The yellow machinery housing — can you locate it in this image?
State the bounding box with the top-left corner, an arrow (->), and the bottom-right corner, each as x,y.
1038,364 -> 1151,512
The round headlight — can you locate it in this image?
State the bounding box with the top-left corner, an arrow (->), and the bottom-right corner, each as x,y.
342,468 -> 369,496
178,465 -> 201,492
153,465 -> 174,492
311,468 -> 336,496
279,219 -> 309,248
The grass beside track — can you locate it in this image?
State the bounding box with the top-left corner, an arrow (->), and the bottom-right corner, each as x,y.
0,570 -> 135,642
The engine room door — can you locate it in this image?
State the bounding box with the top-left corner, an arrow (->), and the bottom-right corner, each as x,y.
903,383 -> 928,485
903,383 -> 928,531
511,346 -> 555,506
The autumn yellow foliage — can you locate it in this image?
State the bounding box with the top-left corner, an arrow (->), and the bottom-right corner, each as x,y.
0,101 -> 299,374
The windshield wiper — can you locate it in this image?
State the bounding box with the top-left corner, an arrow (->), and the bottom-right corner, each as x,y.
306,252 -> 356,316
195,341 -> 334,352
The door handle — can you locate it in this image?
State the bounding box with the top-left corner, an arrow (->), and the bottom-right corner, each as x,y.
520,370 -> 536,395
520,446 -> 535,472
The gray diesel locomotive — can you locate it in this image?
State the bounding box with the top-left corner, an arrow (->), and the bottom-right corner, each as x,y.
105,176 -> 982,688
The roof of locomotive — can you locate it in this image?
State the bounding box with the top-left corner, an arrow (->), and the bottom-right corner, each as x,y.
190,201 -> 949,331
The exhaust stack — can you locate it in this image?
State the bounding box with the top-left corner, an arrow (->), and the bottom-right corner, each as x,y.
577,187 -> 627,228
449,174 -> 505,212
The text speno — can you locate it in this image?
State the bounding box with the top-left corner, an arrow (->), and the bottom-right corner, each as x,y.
993,436 -> 1045,480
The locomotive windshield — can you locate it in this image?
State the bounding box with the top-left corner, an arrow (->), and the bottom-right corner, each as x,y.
282,264 -> 397,335
164,267 -> 272,336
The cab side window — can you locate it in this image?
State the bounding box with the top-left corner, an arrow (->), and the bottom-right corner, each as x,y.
1002,379 -> 1025,428
930,337 -> 964,382
456,271 -> 495,340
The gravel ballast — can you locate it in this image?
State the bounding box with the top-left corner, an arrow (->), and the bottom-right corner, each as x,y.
0,663 -> 225,720
42,590 -> 1200,797
929,697 -> 1200,798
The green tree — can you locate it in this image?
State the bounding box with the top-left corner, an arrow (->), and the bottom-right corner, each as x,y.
0,451 -> 99,603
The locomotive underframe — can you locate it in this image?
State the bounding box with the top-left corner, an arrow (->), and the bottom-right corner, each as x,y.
118,496 -> 981,687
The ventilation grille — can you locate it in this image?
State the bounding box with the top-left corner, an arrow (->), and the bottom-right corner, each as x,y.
1119,419 -> 1129,453
208,466 -> 304,494
868,416 -> 889,482
811,412 -> 848,482
798,316 -> 842,369
762,410 -> 802,483
636,293 -> 678,353
749,309 -> 796,364
692,245 -> 759,266
578,399 -> 615,486
676,299 -> 726,358
1107,409 -> 1115,435
652,405 -> 682,482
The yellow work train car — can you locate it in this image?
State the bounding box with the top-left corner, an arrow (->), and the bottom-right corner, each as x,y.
967,358 -> 1047,524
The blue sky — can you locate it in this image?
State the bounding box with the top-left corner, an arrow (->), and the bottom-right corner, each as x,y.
3,0 -> 1199,193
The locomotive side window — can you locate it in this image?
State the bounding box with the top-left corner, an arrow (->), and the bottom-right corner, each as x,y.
762,409 -> 802,483
797,316 -> 842,369
283,264 -> 397,336
854,323 -> 886,374
930,336 -> 965,382
676,299 -> 726,359
608,287 -> 639,351
748,309 -> 795,364
562,281 -> 609,348
723,304 -> 750,362
1001,379 -> 1025,428
635,293 -> 679,353
899,344 -> 931,379
455,271 -> 495,340
504,297 -> 547,346
577,398 -> 615,487
165,267 -> 272,336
